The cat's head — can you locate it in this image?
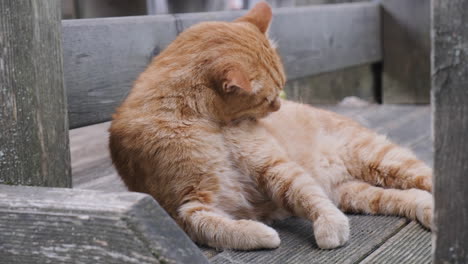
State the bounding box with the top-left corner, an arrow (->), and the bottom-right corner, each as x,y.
163,2 -> 286,123
214,2 -> 286,122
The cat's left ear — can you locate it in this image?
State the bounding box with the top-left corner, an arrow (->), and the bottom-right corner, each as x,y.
223,69 -> 252,94
235,1 -> 272,34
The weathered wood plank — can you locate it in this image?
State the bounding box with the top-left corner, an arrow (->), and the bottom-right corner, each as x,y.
63,2 -> 381,128
0,0 -> 71,187
0,184 -> 209,264
284,65 -> 377,104
62,15 -> 178,129
432,0 -> 468,262
211,216 -> 407,263
69,122 -> 125,191
360,222 -> 431,264
381,0 -> 431,103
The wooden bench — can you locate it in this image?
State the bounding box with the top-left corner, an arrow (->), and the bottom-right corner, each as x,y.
1,0 -> 466,263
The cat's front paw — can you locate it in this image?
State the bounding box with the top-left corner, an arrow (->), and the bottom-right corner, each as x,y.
237,220 -> 281,249
313,211 -> 350,249
415,192 -> 433,230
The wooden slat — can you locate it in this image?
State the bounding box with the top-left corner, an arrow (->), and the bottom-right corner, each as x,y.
62,15 -> 178,129
0,0 -> 71,187
210,216 -> 407,264
0,184 -> 209,264
360,222 -> 431,264
271,3 -> 381,79
63,2 -> 381,128
381,0 -> 431,104
432,0 -> 468,262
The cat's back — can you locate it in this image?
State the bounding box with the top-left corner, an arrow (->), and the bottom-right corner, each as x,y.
258,100 -> 361,166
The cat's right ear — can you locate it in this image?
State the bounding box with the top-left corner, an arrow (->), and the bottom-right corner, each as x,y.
235,1 -> 272,34
222,69 -> 253,94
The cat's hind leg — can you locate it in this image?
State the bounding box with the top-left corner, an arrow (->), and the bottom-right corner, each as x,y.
345,132 -> 432,192
335,181 -> 432,229
178,201 -> 280,250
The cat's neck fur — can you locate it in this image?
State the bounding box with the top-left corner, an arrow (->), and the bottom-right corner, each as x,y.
137,62 -> 235,126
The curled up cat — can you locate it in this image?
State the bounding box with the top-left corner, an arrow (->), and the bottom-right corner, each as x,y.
109,2 -> 433,250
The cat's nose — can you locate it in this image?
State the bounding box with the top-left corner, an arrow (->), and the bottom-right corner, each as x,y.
270,97 -> 281,112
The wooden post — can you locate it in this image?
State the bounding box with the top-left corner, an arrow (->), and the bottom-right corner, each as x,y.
0,0 -> 71,187
381,0 -> 431,103
433,0 -> 468,262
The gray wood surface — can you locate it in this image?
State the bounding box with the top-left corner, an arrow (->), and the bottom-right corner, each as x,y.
211,216 -> 408,264
70,104 -> 432,263
63,3 -> 381,128
284,64 -> 376,104
0,0 -> 71,187
432,0 -> 468,262
381,0 -> 431,104
361,222 -> 431,264
0,184 -> 209,264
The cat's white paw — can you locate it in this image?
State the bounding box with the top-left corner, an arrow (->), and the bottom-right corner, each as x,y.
236,220 -> 281,249
313,211 -> 350,249
415,193 -> 433,230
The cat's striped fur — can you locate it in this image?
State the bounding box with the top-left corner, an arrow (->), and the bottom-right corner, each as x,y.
109,2 -> 432,250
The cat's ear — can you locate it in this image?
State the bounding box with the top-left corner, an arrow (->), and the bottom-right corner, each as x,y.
235,1 -> 272,34
223,69 -> 252,94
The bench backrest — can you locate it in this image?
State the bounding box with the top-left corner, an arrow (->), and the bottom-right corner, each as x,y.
62,2 -> 381,128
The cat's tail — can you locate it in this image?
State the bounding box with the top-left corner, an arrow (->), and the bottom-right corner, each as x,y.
343,129 -> 432,192
178,201 -> 280,250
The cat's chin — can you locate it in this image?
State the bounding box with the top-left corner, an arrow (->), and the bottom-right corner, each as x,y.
228,112 -> 273,125
228,116 -> 258,126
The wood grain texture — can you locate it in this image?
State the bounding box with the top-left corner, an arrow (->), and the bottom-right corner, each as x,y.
381,0 -> 431,104
63,2 -> 381,128
432,0 -> 468,262
211,216 -> 408,264
360,222 -> 431,264
62,15 -> 178,129
0,184 -> 209,264
0,0 -> 71,187
69,122 -> 125,191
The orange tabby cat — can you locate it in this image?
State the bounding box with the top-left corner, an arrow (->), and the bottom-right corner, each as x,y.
109,2 -> 433,250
